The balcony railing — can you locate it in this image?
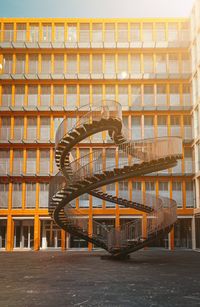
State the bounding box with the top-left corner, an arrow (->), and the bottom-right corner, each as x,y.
0,29 -> 190,47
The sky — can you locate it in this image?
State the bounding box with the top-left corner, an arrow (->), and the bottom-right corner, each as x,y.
0,0 -> 194,18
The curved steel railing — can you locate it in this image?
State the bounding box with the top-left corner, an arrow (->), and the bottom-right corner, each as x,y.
49,100 -> 182,257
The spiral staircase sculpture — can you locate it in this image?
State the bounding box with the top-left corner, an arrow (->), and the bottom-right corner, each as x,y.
49,100 -> 182,258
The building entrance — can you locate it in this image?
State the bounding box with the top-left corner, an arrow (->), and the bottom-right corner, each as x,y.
40,220 -> 61,249
0,220 -> 7,249
14,220 -> 34,249
174,218 -> 192,249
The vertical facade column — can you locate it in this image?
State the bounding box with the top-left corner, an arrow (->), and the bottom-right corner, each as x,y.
142,213 -> 147,239
169,226 -> 174,250
192,216 -> 196,250
34,215 -> 40,251
88,213 -> 93,251
61,229 -> 66,251
6,215 -> 13,251
88,149 -> 93,251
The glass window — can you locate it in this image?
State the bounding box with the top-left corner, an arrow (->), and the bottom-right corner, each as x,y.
156,84 -> 167,106
67,55 -> 77,74
27,117 -> 37,141
169,54 -> 179,73
28,54 -> 38,74
132,181 -> 142,203
105,23 -> 115,42
92,85 -> 102,104
16,23 -> 26,41
66,85 -> 77,110
42,24 -> 52,42
118,54 -> 128,74
79,23 -> 90,42
180,22 -> 190,42
156,23 -> 166,41
143,54 -> 153,73
106,183 -> 116,208
26,183 -> 36,208
55,24 -> 64,42
79,192 -> 89,208
92,23 -> 102,42
79,85 -> 90,107
183,116 -> 192,140
0,150 -> 10,174
26,150 -> 36,174
40,117 -> 50,140
79,54 -> 90,74
12,183 -> 22,208
54,85 -> 64,106
14,117 -> 24,140
0,184 -> 9,208
15,85 -> 25,106
159,181 -> 169,198
184,148 -> 193,174
118,181 -> 128,199
40,149 -> 50,173
172,181 -> 182,207
182,54 -> 191,74
13,150 -> 23,174
131,85 -> 141,106
28,85 -> 38,106
144,116 -> 154,138
182,84 -> 191,107
92,55 -> 102,74
157,116 -> 168,137
79,149 -> 90,169
156,54 -> 167,73
41,85 -> 51,106
54,54 -> 64,74
106,148 -> 116,169
145,181 -> 155,194
168,23 -> 178,42
41,55 -> 51,74
0,117 -> 10,140
67,24 -> 77,42
54,117 -> 63,139
118,23 -> 128,42
118,85 -> 128,109
3,54 -> 12,74
105,54 -> 115,74
186,181 -> 194,208
170,84 -> 180,106
39,183 -> 49,208
105,85 -> 115,100
1,85 -> 12,106
131,54 -> 141,73
131,116 -> 141,140
143,85 -> 154,106
30,24 -> 39,42
170,116 -> 180,136
130,23 -> 140,41
143,23 -> 153,41
16,54 -> 25,74
4,23 -> 14,42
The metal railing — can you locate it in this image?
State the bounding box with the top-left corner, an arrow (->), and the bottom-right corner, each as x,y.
50,99 -> 182,254
0,29 -> 190,44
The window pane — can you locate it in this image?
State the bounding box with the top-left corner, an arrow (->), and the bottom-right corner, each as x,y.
12,183 -> 22,208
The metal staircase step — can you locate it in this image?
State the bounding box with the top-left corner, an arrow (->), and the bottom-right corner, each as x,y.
75,126 -> 87,134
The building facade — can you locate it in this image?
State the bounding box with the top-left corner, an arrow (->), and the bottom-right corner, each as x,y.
0,5 -> 199,251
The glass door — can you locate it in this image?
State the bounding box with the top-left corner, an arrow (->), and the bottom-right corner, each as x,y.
14,220 -> 34,249
0,220 -> 7,249
40,220 -> 61,249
